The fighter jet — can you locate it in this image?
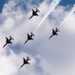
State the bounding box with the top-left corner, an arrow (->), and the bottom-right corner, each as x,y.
49,27 -> 59,39
29,8 -> 40,20
3,36 -> 14,48
24,32 -> 35,44
20,56 -> 31,69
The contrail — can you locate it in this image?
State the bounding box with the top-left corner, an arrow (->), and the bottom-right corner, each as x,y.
42,0 -> 46,4
33,0 -> 61,33
58,5 -> 75,28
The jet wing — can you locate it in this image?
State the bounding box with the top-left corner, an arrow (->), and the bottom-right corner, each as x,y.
32,9 -> 35,14
23,58 -> 26,63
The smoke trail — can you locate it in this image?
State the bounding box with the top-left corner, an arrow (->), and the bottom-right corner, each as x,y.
33,0 -> 61,33
58,5 -> 75,28
39,0 -> 46,5
42,0 -> 46,4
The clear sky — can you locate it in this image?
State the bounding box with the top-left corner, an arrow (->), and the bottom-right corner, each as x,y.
60,0 -> 75,6
0,0 -> 8,13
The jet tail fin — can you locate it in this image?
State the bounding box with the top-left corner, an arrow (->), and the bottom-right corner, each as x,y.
27,56 -> 31,61
9,36 -> 14,40
31,32 -> 35,36
36,8 -> 40,12
56,27 -> 59,32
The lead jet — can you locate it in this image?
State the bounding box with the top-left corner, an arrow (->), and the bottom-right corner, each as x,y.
24,32 -> 35,44
20,56 -> 31,69
3,36 -> 14,48
49,27 -> 59,39
29,8 -> 40,20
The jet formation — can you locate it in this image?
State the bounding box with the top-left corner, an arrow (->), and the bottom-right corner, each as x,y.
20,56 -> 31,69
24,32 -> 35,44
2,6 -> 60,69
29,8 -> 40,20
3,36 -> 14,48
49,27 -> 59,39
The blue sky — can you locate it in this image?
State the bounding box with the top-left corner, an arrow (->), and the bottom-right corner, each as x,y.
60,0 -> 75,6
0,0 -> 8,13
0,0 -> 75,13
